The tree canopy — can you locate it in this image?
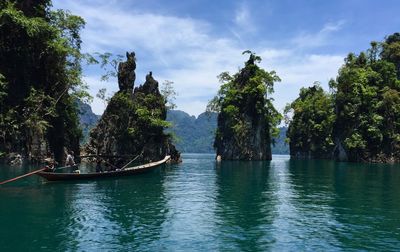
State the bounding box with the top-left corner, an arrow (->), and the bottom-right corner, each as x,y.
284,83 -> 335,159
286,33 -> 400,162
0,0 -> 88,161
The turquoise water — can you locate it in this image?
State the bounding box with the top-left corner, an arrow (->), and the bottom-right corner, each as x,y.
1,154 -> 400,251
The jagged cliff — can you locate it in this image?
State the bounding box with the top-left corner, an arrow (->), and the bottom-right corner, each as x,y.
86,52 -> 181,165
212,52 -> 281,160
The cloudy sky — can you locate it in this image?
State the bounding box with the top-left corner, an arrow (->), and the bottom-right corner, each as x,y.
53,0 -> 400,116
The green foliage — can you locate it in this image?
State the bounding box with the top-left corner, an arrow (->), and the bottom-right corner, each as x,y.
160,80 -> 177,110
288,33 -> 400,162
0,1 -> 88,160
133,92 -> 169,129
331,35 -> 400,161
91,52 -> 124,82
285,83 -> 335,158
96,88 -> 111,106
23,87 -> 57,135
0,74 -> 7,104
381,33 -> 400,78
88,74 -> 174,160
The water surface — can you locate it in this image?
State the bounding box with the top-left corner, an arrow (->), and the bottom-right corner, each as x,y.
1,154 -> 399,251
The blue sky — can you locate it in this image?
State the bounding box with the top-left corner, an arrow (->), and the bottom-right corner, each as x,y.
53,0 -> 400,116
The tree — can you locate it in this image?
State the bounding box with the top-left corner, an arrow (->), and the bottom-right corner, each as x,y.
284,83 -> 335,159
96,88 -> 111,106
160,80 -> 177,110
330,43 -> 400,162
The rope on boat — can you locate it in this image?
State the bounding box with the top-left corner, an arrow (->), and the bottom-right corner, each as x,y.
0,167 -> 46,185
121,150 -> 144,170
80,150 -> 144,170
79,154 -> 140,159
103,160 -> 119,170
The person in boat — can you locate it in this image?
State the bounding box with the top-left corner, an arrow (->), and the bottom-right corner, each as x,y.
10,154 -> 23,166
65,151 -> 76,166
44,153 -> 57,172
95,158 -> 103,173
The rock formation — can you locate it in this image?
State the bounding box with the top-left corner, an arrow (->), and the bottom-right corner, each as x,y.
213,53 -> 280,160
215,112 -> 271,160
86,52 -> 181,165
117,51 -> 136,92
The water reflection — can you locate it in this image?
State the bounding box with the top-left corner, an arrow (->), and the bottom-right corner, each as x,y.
159,154 -> 220,251
281,159 -> 341,250
214,160 -> 275,251
64,171 -> 168,251
287,159 -> 400,250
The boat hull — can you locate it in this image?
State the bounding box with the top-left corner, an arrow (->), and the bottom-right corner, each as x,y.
37,156 -> 170,181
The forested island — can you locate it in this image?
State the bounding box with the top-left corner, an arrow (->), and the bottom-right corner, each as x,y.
285,33 -> 400,163
208,51 -> 281,160
85,53 -> 181,164
0,1 -> 398,165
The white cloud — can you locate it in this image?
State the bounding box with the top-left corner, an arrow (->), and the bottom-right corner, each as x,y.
265,54 -> 344,113
53,0 -> 345,117
234,2 -> 254,31
292,20 -> 346,48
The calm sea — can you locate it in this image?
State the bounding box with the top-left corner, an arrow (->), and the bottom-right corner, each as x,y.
1,154 -> 399,251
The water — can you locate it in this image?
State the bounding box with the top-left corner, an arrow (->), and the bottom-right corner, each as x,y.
1,154 -> 400,251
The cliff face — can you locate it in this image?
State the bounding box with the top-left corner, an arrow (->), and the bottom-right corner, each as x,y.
213,53 -> 280,160
86,52 -> 180,165
216,113 -> 271,160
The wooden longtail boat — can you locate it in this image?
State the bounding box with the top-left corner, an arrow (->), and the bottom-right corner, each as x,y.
36,156 -> 170,182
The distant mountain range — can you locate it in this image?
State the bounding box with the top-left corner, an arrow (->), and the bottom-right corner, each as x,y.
166,110 -> 289,154
76,104 -> 289,154
272,126 -> 289,154
76,100 -> 101,144
166,110 -> 218,153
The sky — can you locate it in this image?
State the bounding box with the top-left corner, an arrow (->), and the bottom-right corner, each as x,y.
52,0 -> 400,117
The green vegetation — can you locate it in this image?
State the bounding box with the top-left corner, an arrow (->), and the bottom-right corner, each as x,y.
160,80 -> 178,110
0,1 -> 88,161
286,33 -> 400,162
209,51 -> 281,160
331,33 -> 400,162
285,84 -> 335,158
166,110 -> 217,153
86,72 -> 181,163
